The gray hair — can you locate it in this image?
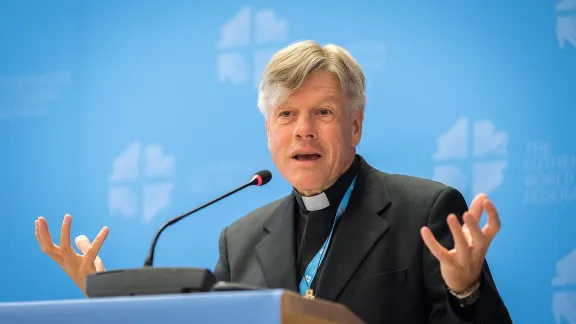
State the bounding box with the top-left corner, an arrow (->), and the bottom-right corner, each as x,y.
257,40 -> 366,119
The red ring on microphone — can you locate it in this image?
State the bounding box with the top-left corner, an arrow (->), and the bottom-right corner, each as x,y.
254,175 -> 263,186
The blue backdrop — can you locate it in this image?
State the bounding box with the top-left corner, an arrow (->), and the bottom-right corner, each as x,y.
1,1 -> 575,323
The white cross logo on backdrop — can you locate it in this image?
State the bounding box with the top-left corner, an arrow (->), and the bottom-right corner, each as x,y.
108,141 -> 175,223
432,117 -> 508,199
556,0 -> 576,48
216,7 -> 289,88
552,248 -> 576,324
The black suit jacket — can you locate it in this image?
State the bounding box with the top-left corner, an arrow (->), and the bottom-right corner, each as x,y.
213,157 -> 512,324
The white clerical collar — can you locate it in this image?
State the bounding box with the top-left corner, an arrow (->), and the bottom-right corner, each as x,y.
301,192 -> 330,211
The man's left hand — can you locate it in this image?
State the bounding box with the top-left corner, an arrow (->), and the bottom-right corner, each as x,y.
420,193 -> 501,293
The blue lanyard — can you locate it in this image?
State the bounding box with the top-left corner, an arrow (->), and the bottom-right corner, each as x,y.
299,175 -> 357,297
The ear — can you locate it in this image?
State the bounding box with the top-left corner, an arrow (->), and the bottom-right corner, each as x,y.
351,109 -> 364,147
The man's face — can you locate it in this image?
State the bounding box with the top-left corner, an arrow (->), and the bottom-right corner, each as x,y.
266,70 -> 363,196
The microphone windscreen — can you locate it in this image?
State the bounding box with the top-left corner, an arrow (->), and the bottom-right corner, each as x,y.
252,170 -> 272,186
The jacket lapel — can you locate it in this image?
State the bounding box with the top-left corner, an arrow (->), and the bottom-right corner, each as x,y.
255,196 -> 299,292
315,158 -> 391,301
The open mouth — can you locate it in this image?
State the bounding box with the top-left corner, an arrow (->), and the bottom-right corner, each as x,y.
292,153 -> 322,161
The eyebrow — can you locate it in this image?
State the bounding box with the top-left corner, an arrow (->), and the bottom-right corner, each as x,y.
277,95 -> 340,111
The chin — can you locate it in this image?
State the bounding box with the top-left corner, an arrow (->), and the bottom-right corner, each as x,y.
287,172 -> 327,194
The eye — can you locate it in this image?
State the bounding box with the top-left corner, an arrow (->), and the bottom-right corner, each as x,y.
318,109 -> 332,115
279,111 -> 291,118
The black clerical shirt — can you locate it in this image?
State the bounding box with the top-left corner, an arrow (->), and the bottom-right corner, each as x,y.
292,155 -> 360,291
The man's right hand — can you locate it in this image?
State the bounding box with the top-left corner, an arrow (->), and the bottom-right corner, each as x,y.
35,214 -> 109,296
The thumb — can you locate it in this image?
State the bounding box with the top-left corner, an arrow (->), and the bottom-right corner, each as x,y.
75,235 -> 92,254
75,234 -> 105,272
74,235 -> 92,254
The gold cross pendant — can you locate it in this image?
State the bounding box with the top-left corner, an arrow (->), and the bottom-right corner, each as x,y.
305,289 -> 315,300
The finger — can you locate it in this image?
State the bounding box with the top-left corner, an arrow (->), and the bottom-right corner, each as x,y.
420,226 -> 452,264
34,220 -> 41,246
94,256 -> 106,272
463,212 -> 487,252
461,225 -> 473,245
60,214 -> 72,250
83,226 -> 109,264
37,217 -> 58,254
482,200 -> 501,242
36,217 -> 65,265
469,193 -> 487,222
447,214 -> 470,262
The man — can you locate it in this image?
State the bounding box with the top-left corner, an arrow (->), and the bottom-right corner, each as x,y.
35,40 -> 512,324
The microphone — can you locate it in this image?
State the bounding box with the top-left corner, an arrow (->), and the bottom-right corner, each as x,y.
85,170 -> 272,298
144,169 -> 272,267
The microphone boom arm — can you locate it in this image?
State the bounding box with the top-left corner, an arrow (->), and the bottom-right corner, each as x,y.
143,181 -> 253,267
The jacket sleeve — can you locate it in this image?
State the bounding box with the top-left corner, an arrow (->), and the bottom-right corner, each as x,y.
423,187 -> 513,324
213,226 -> 231,283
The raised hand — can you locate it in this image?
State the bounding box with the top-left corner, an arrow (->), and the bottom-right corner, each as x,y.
420,194 -> 501,293
35,214 -> 109,295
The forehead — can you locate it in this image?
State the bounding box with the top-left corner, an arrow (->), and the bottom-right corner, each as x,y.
281,71 -> 345,108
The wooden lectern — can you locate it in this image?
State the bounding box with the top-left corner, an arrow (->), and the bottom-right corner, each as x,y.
0,289 -> 364,324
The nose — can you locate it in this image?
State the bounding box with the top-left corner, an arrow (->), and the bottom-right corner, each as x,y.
293,114 -> 317,140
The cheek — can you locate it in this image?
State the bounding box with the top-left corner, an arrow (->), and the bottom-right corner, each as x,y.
336,124 -> 355,147
268,134 -> 288,156
324,130 -> 348,152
